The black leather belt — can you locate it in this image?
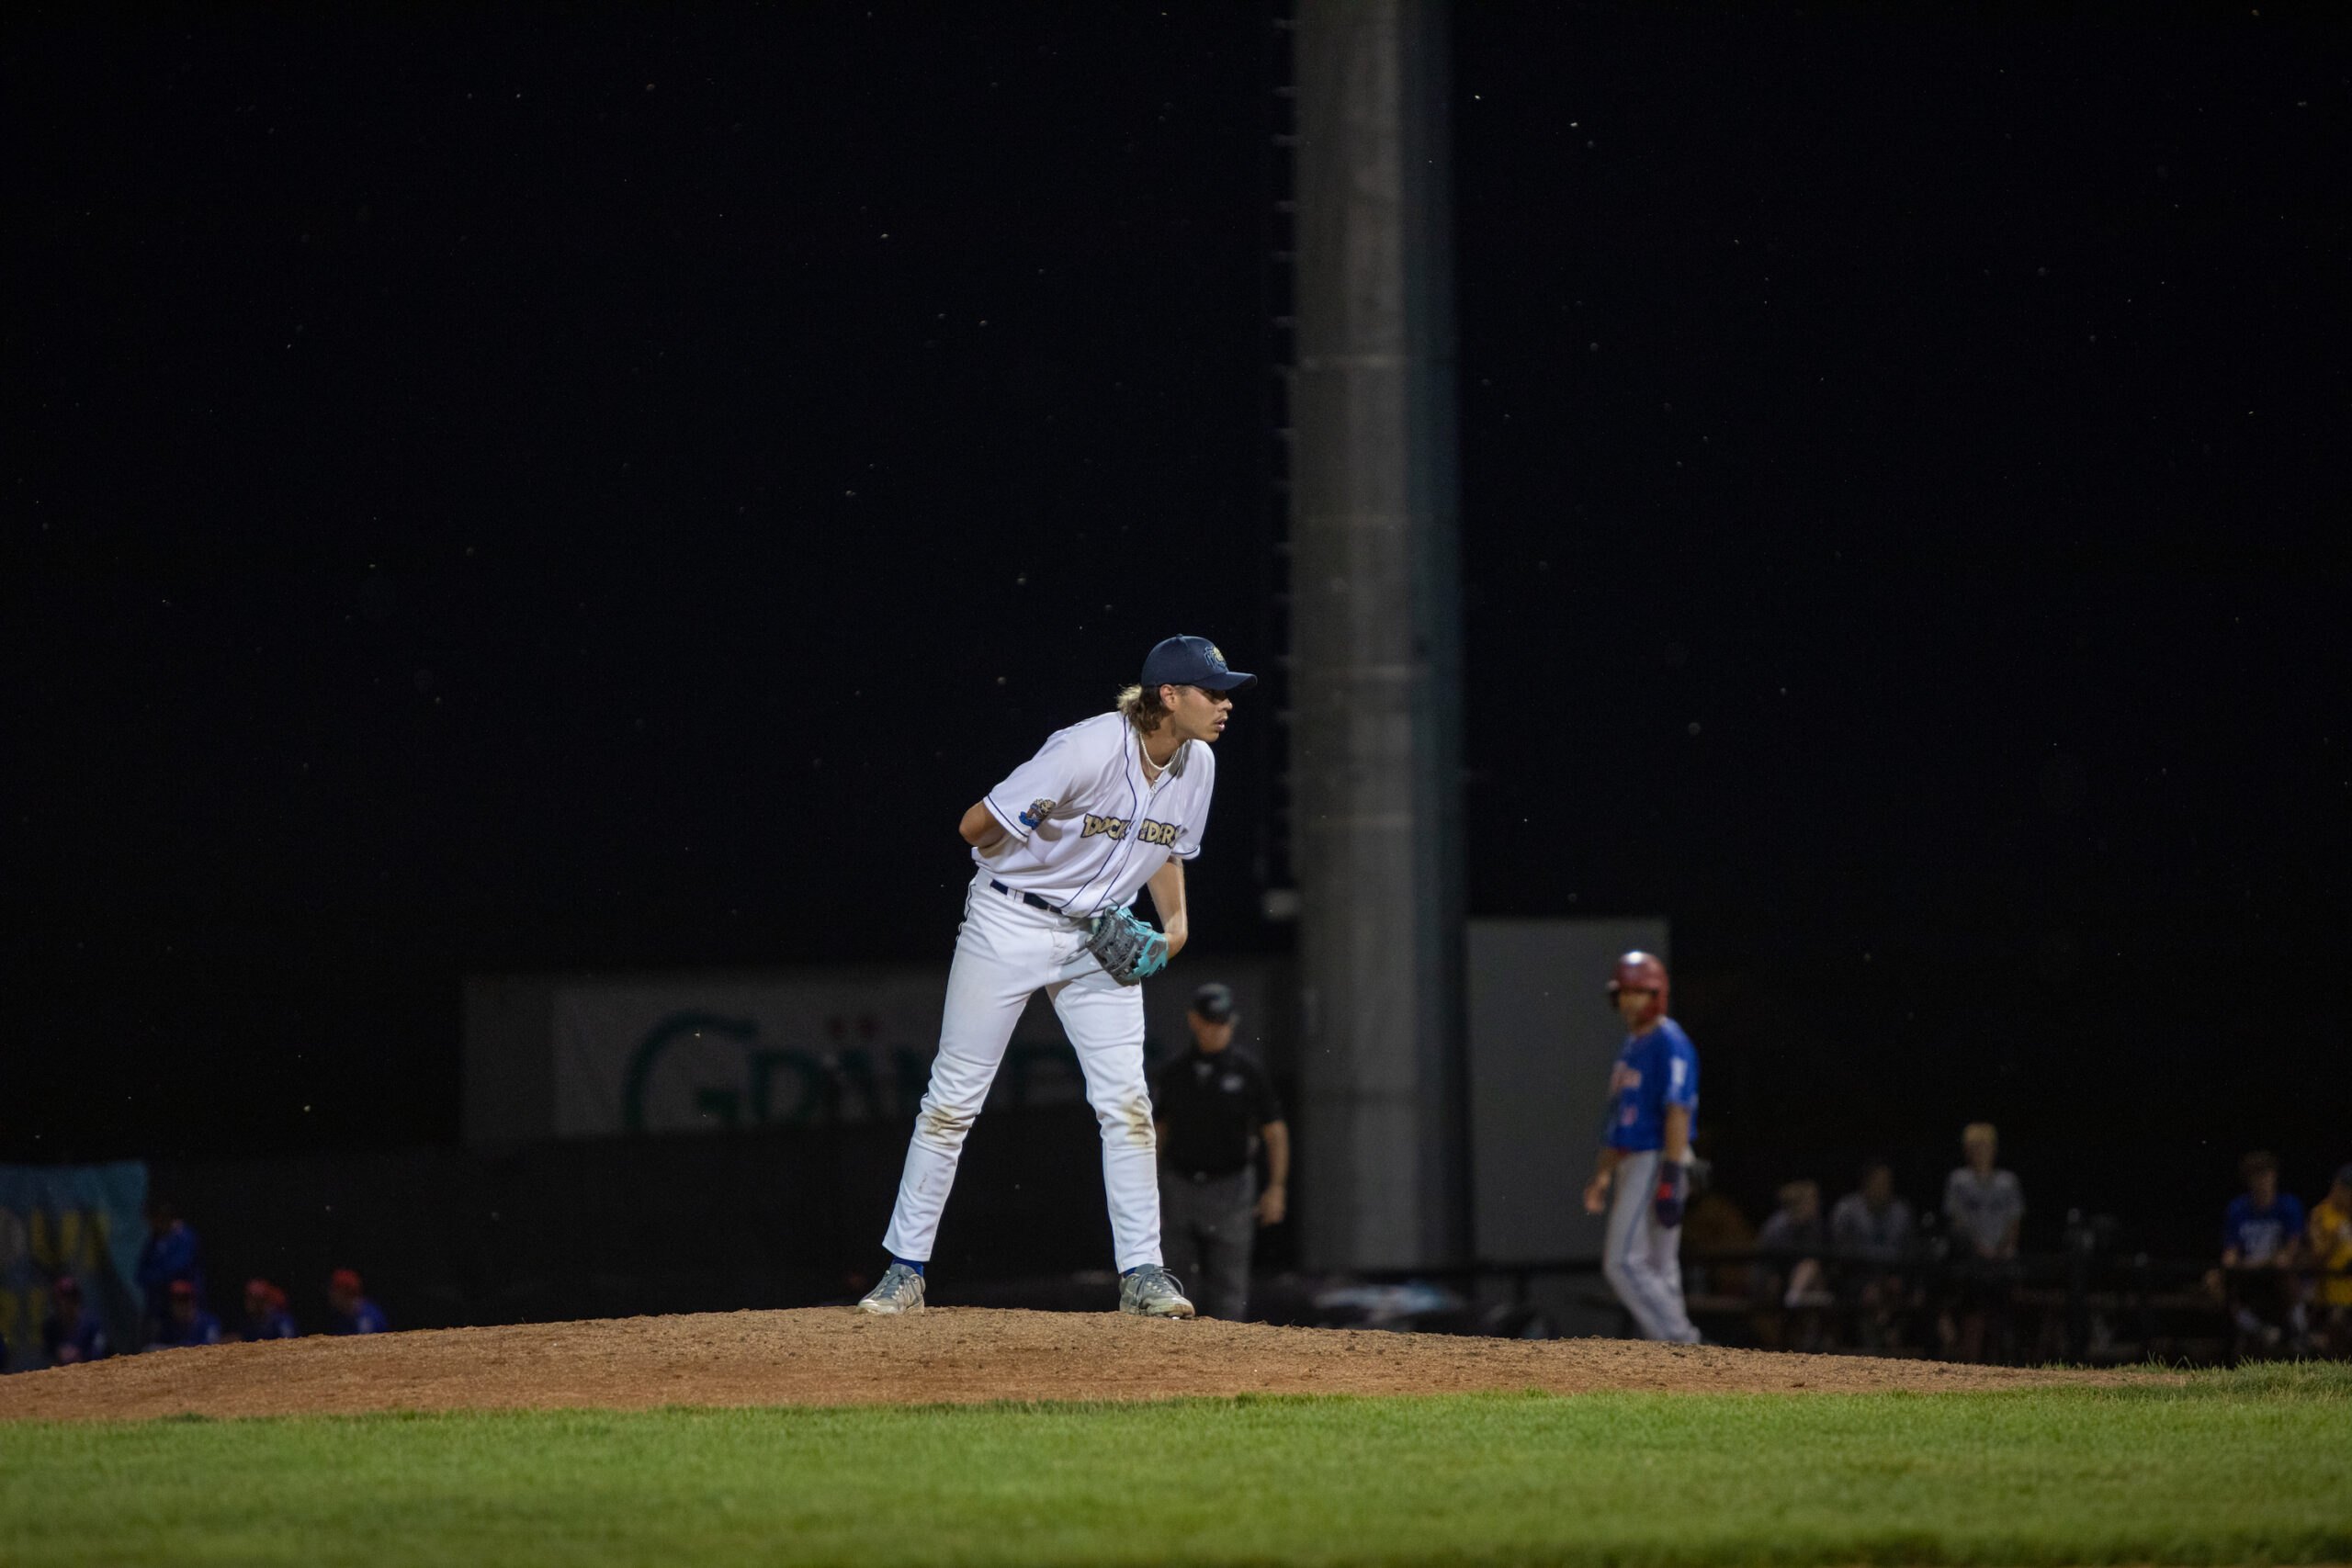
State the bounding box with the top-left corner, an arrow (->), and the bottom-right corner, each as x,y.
989,878 -> 1063,914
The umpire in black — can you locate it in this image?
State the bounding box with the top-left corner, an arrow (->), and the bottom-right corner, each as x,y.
1153,982 -> 1289,1320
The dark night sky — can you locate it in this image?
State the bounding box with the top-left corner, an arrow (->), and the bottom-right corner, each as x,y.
6,4 -> 2346,1252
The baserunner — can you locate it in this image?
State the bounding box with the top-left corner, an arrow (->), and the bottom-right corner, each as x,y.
1582,951 -> 1704,1344
858,636 -> 1254,1319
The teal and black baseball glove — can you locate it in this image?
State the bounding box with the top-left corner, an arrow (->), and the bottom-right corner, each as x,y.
1086,907 -> 1170,986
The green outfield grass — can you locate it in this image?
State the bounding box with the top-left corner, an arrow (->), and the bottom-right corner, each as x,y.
1,1362 -> 2346,1566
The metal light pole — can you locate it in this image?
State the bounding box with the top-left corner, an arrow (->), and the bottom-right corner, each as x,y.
1288,0 -> 1469,1269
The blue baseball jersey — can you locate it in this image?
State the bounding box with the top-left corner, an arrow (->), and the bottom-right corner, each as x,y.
2222,1192 -> 2304,1264
245,1309 -> 300,1341
332,1299 -> 389,1336
42,1313 -> 110,1366
151,1310 -> 221,1349
136,1222 -> 206,1305
1605,1017 -> 1700,1153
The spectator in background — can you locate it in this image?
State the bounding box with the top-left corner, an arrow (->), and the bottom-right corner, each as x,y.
1831,1159 -> 1917,1349
241,1279 -> 299,1342
134,1201 -> 205,1346
1757,1180 -> 1832,1306
2308,1165 -> 2352,1356
2214,1151 -> 2306,1354
1678,1146 -> 1756,1302
327,1269 -> 388,1336
1754,1180 -> 1833,1348
1941,1122 -> 2023,1363
1831,1160 -> 1916,1261
145,1280 -> 221,1350
41,1277 -> 110,1367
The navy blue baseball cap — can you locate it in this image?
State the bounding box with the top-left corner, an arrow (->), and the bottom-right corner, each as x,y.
1193,982 -> 1236,1023
1141,636 -> 1256,693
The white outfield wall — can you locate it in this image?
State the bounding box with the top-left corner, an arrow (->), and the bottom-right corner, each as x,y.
1464,918 -> 1669,1266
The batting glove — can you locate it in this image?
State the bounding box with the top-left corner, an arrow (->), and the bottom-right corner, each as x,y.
1653,1161 -> 1689,1229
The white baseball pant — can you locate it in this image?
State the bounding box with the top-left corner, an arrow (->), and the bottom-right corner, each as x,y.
1603,1147 -> 1701,1343
881,870 -> 1163,1272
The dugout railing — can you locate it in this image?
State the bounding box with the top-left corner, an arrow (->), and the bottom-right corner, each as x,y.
1342,1252 -> 2350,1365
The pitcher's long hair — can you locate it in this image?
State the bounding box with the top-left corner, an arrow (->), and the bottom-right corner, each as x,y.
1114,682 -> 1173,737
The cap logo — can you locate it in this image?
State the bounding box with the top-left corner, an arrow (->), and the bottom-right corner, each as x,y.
1206,645 -> 1226,669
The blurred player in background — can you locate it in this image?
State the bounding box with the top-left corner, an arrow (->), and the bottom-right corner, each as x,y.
146,1279 -> 220,1350
40,1277 -> 110,1366
327,1269 -> 389,1335
1582,951 -> 1702,1344
1154,981 -> 1289,1320
241,1279 -> 299,1341
134,1201 -> 205,1348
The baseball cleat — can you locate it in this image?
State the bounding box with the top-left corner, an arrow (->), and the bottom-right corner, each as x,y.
1118,1264 -> 1195,1318
856,1262 -> 927,1315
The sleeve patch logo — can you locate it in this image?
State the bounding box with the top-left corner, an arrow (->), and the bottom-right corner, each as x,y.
1081,814 -> 1132,840
1019,798 -> 1057,829
1137,819 -> 1178,848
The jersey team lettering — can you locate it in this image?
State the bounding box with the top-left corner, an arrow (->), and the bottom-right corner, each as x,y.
975,710 -> 1216,918
1081,815 -> 1180,846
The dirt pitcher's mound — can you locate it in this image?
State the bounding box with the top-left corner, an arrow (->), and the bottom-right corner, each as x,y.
0,1308 -> 2163,1421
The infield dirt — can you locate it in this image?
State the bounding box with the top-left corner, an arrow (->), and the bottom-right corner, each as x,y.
0,1308 -> 2175,1421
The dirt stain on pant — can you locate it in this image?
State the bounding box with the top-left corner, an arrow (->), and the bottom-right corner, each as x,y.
919,1102 -> 977,1144
1114,1094 -> 1156,1150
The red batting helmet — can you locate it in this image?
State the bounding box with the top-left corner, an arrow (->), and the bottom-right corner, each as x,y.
1608,951 -> 1669,1022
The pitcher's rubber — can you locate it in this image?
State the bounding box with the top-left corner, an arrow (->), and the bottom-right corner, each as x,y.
0,1307 -> 2171,1421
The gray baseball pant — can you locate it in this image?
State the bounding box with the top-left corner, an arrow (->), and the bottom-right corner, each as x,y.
1159,1168 -> 1255,1320
1603,1148 -> 1701,1343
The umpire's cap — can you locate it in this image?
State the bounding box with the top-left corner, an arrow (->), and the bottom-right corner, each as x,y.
1192,982 -> 1236,1024
1142,636 -> 1256,693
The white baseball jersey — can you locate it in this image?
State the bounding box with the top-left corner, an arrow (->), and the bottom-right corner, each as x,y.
977,711 -> 1216,918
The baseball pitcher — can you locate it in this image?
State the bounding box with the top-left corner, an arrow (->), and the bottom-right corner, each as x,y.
858,636 -> 1253,1318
